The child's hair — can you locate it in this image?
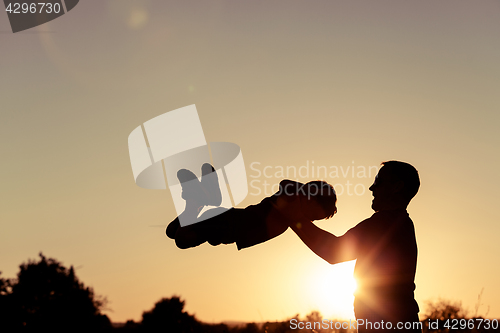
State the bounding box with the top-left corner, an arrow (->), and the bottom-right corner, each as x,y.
303,181 -> 337,219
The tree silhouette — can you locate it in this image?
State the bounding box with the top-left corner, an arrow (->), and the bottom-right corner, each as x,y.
141,296 -> 202,332
424,299 -> 467,321
0,272 -> 10,295
240,322 -> 261,333
1,253 -> 111,332
0,271 -> 15,330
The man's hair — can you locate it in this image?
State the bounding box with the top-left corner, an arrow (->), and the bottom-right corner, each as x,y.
381,161 -> 420,202
303,181 -> 337,219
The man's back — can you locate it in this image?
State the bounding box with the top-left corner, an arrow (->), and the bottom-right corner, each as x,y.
344,209 -> 420,329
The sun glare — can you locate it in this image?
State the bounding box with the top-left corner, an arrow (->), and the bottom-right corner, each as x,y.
304,260 -> 357,320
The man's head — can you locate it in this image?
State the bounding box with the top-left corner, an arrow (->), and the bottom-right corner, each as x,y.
299,181 -> 337,221
369,161 -> 420,212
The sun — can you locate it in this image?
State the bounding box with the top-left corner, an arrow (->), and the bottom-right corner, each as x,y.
304,260 -> 357,320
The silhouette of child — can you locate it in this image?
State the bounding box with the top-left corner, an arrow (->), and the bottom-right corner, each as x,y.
166,163 -> 337,250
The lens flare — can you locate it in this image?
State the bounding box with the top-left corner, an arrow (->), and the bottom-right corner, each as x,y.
304,260 -> 357,320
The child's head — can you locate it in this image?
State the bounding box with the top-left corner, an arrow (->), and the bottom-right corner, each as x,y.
299,181 -> 337,221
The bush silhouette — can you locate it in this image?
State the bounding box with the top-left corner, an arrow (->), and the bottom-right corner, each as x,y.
422,299 -> 468,333
141,296 -> 202,332
0,253 -> 111,332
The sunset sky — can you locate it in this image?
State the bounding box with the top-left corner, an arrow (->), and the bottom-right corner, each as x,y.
1,0 -> 499,324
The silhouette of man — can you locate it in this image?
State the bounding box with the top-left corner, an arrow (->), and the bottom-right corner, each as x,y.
167,160 -> 421,333
288,161 -> 421,333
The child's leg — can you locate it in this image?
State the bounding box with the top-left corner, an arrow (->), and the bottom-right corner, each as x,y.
167,202 -> 289,250
166,217 -> 209,249
167,208 -> 238,249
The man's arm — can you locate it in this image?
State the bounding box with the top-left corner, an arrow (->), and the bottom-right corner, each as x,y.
290,221 -> 357,265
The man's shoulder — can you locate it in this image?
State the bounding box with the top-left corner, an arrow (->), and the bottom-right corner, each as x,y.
344,216 -> 374,237
346,210 -> 411,237
371,209 -> 411,223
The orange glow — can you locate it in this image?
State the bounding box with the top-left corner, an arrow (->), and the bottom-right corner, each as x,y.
304,260 -> 357,320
